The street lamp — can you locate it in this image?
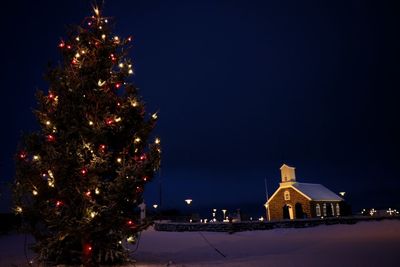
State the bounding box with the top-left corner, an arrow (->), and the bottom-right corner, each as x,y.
222,209 -> 227,221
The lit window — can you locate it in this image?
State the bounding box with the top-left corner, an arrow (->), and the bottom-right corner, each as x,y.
316,204 -> 321,217
331,203 -> 335,216
323,203 -> 327,216
336,203 -> 340,216
284,190 -> 290,200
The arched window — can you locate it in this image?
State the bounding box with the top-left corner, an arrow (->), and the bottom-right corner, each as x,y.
331,203 -> 335,216
323,203 -> 327,216
284,190 -> 290,200
336,203 -> 340,216
316,204 -> 321,217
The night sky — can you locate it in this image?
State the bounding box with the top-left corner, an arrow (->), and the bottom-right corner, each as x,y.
1,0 -> 399,216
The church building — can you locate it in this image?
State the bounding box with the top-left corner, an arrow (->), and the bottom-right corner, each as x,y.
265,164 -> 343,220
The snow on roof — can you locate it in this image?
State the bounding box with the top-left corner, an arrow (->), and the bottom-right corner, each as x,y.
292,183 -> 343,201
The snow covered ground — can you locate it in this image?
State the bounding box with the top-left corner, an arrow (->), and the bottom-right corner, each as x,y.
1,220 -> 399,267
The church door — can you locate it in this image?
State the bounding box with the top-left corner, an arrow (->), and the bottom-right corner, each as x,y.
283,204 -> 294,220
295,203 -> 304,219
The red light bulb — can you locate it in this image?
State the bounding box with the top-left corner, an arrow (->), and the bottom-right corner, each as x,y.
81,168 -> 87,176
47,135 -> 55,142
59,42 -> 65,48
106,118 -> 114,125
56,201 -> 63,207
115,83 -> 122,89
19,151 -> 27,159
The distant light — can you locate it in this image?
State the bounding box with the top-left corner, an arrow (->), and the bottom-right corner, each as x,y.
339,192 -> 346,196
153,204 -> 158,209
185,199 -> 192,205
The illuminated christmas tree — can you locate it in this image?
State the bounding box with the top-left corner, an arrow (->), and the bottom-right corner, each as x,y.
13,6 -> 161,266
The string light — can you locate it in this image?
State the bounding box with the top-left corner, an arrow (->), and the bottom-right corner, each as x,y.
127,236 -> 135,243
95,188 -> 100,194
47,134 -> 55,142
117,158 -> 122,163
155,138 -> 161,144
119,63 -> 124,68
89,121 -> 94,126
134,137 -> 141,143
128,69 -> 133,74
101,34 -> 106,40
46,120 -> 51,126
90,211 -> 97,218
15,206 -> 23,214
94,7 -> 100,16
59,42 -> 65,48
97,79 -> 105,86
76,37 -> 80,41
19,151 -> 27,159
32,190 -> 38,196
81,168 -> 87,176
33,155 -> 40,161
115,117 -> 122,122
130,99 -> 138,107
115,83 -> 122,89
152,113 -> 158,120
106,118 -> 114,125
56,201 -> 63,207
75,53 -> 81,58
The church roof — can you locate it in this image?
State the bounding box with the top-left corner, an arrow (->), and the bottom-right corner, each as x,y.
292,183 -> 343,201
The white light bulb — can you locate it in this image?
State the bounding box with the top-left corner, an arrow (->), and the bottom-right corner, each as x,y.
101,34 -> 106,40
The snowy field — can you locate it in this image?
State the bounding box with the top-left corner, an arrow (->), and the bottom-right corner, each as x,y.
1,220 -> 399,267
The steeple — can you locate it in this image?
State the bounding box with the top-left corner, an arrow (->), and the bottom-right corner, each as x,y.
280,164 -> 296,185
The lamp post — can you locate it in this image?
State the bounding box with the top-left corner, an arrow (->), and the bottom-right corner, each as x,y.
222,209 -> 227,222
185,199 -> 193,222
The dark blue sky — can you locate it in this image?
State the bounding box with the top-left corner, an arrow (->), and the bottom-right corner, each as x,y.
1,0 -> 399,215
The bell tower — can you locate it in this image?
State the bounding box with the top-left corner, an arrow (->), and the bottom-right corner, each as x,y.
280,164 -> 296,185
